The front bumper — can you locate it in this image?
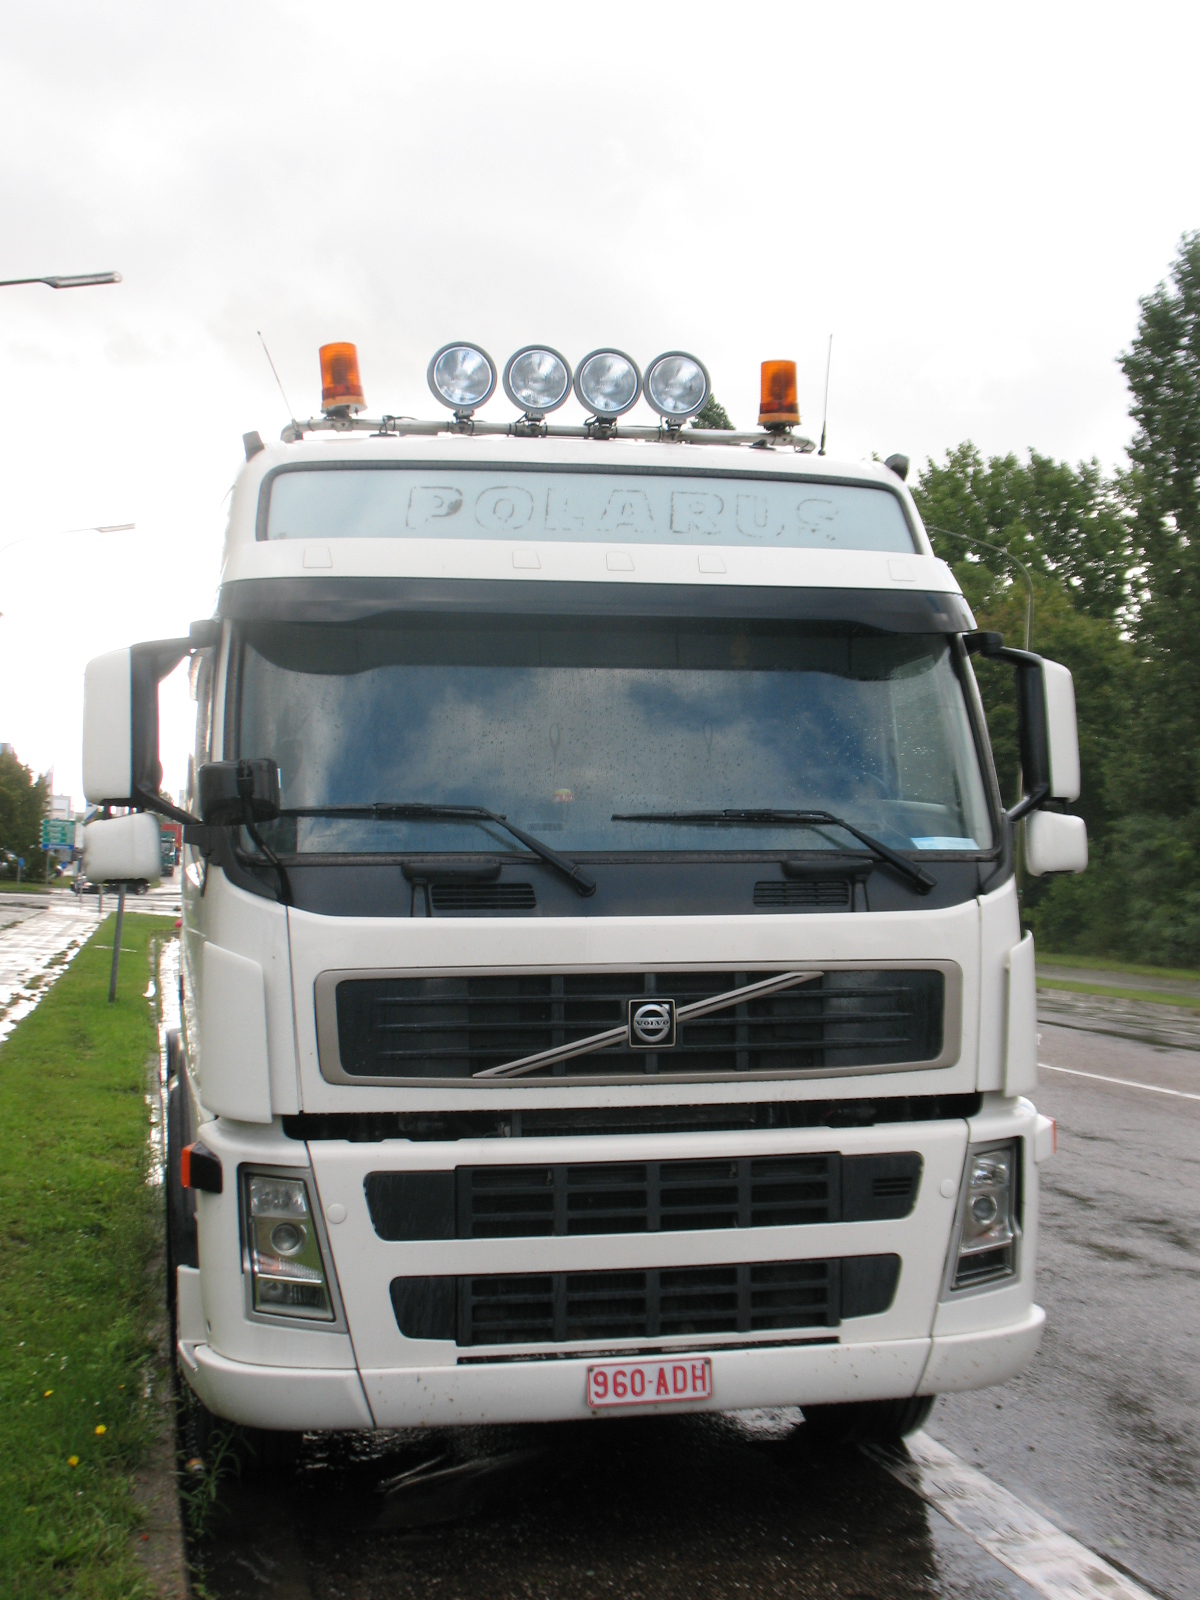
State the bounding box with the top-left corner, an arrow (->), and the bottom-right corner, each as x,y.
179,1094 -> 1048,1430
179,1306 -> 1045,1430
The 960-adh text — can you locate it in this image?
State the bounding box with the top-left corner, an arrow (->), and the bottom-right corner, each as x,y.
586,1357 -> 713,1409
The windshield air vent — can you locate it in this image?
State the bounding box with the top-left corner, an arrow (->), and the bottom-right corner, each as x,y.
429,882 -> 537,913
754,879 -> 852,909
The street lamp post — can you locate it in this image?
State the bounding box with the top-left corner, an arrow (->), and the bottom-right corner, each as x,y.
0,272 -> 121,290
0,522 -> 135,563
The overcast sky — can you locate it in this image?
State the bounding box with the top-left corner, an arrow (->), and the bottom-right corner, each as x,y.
1,2 -> 1196,809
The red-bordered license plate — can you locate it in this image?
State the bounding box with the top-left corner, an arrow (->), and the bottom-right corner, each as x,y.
586,1357 -> 712,1409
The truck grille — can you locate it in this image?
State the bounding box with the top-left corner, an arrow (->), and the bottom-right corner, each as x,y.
334,968 -> 945,1080
390,1254 -> 900,1346
364,1152 -> 922,1240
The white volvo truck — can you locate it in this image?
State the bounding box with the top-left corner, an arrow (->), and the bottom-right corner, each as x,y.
81,342 -> 1087,1446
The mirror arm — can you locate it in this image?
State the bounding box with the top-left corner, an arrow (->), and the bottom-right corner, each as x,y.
130,785 -> 201,827
1007,785 -> 1050,823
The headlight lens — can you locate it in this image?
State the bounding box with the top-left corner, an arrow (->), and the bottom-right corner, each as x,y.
574,348 -> 641,417
644,351 -> 710,420
243,1173 -> 334,1319
427,342 -> 497,412
503,346 -> 572,415
950,1141 -> 1019,1291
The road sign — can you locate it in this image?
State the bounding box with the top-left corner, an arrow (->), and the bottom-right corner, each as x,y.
40,818 -> 73,849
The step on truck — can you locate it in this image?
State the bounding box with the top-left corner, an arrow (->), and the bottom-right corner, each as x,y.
80,341 -> 1087,1446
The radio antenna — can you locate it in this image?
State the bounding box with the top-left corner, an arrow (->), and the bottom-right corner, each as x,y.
818,334 -> 832,456
257,330 -> 296,421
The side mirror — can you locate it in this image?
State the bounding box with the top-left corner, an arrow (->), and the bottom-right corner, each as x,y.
198,760 -> 281,826
82,621 -> 220,809
966,636 -> 1081,815
1025,809 -> 1088,876
82,813 -> 163,885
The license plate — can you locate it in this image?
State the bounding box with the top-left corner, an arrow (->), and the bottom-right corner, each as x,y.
586,1356 -> 713,1409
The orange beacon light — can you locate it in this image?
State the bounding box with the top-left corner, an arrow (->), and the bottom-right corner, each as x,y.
319,342 -> 366,414
758,359 -> 800,429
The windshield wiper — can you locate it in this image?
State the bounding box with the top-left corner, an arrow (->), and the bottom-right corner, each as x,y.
282,802 -> 597,897
610,808 -> 936,894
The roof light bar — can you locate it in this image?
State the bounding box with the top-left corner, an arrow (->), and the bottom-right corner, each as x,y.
428,342 -> 497,416
644,351 -> 710,423
503,345 -> 572,418
574,348 -> 641,419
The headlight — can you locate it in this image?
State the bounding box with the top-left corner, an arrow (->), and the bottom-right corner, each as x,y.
948,1140 -> 1019,1291
242,1172 -> 335,1319
574,348 -> 641,418
427,342 -> 497,413
503,345 -> 572,416
643,351 -> 710,421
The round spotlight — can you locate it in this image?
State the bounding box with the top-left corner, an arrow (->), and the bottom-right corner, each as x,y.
503,346 -> 573,416
574,348 -> 641,418
644,351 -> 710,421
427,342 -> 497,413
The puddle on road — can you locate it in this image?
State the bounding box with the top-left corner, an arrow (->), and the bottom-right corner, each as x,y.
190,1411 -> 1040,1600
0,909 -> 98,1045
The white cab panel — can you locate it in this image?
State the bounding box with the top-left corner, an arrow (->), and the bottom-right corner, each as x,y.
974,877 -> 1021,1092
200,942 -> 273,1122
1003,933 -> 1038,1098
286,900 -> 983,1115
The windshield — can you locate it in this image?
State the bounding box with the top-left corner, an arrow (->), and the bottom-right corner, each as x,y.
235,617 -> 994,858
261,466 -> 917,553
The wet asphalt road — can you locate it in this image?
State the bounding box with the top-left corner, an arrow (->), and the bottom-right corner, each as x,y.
182,989 -> 1198,1600
3,906 -> 1189,1596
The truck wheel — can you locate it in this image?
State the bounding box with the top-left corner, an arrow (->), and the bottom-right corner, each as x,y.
164,1057 -> 198,1365
799,1395 -> 935,1448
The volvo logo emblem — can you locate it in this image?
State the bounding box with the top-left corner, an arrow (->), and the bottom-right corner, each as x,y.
628,999 -> 677,1049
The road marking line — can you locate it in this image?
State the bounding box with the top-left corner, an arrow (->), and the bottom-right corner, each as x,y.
869,1431 -> 1155,1600
1038,1061 -> 1200,1101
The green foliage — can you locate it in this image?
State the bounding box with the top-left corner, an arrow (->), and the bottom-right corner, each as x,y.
1119,230 -> 1200,817
0,748 -> 50,880
692,395 -> 735,430
917,441 -> 1133,623
0,916 -> 176,1598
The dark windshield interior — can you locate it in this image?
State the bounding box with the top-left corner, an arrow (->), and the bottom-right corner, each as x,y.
234,616 -> 994,857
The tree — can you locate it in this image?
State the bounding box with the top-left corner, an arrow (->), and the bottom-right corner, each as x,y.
916,443 -> 1134,625
691,396 -> 735,430
1119,230 -> 1200,816
0,747 -> 50,879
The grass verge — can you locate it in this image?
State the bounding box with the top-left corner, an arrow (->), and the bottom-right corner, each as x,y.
1037,977 -> 1200,1010
1038,951 -> 1200,985
0,913 -> 177,1599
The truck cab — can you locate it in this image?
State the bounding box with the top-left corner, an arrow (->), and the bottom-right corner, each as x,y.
81,345 -> 1086,1442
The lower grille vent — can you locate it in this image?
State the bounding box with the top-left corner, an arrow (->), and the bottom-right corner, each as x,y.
390,1254 -> 900,1346
365,1152 -> 922,1241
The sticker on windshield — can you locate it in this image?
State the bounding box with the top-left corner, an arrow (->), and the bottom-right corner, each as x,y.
913,836 -> 979,850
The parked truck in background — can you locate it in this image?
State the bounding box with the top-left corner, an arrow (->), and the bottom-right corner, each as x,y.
80,341 -> 1087,1450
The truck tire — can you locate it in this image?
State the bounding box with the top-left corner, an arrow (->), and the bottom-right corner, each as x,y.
164,1052 -> 198,1337
799,1395 -> 935,1448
